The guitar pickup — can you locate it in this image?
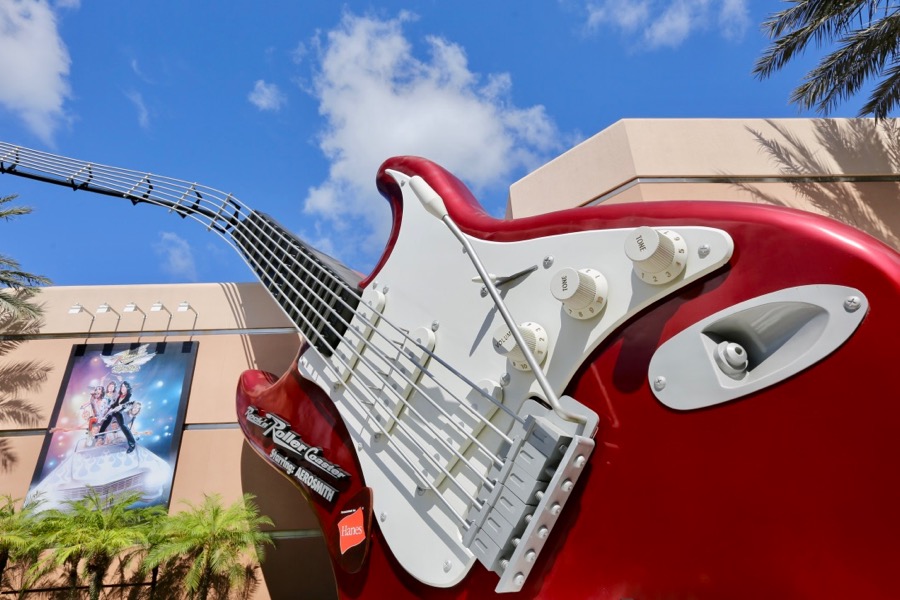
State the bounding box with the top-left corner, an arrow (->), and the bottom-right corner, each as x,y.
332,289 -> 385,382
369,326 -> 435,435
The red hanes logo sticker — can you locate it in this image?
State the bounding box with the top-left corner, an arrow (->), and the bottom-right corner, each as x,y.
338,508 -> 365,555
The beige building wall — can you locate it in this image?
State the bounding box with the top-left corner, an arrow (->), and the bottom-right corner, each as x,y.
508,118 -> 900,250
0,282 -> 337,600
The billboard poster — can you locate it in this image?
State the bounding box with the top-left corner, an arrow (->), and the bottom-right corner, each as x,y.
25,341 -> 198,511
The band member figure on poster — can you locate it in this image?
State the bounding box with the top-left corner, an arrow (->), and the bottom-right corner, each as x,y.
98,381 -> 137,453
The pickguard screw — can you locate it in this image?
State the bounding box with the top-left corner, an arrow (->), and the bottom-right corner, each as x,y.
698,244 -> 711,258
844,296 -> 861,312
380,512 -> 387,522
416,486 -> 426,496
432,320 -> 440,331
542,256 -> 554,269
382,286 -> 389,294
480,286 -> 488,298
653,376 -> 667,391
443,560 -> 452,573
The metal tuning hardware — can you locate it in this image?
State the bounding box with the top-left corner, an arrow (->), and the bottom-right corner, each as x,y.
549,267 -> 608,319
491,322 -> 549,372
463,398 -> 598,593
624,226 -> 687,284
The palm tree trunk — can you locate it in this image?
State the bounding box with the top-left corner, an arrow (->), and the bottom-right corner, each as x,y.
149,565 -> 158,600
197,568 -> 210,600
0,549 -> 8,587
67,565 -> 78,600
88,567 -> 103,600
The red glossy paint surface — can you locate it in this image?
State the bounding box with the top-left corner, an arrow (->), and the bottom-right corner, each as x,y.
241,156 -> 900,599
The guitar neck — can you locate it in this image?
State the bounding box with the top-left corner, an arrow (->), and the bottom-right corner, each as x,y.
0,142 -> 362,355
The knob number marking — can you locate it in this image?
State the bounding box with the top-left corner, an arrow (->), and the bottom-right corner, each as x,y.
550,267 -> 609,320
625,227 -> 688,285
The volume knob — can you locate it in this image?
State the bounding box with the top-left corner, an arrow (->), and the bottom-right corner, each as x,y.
624,226 -> 687,284
550,268 -> 608,319
492,322 -> 549,372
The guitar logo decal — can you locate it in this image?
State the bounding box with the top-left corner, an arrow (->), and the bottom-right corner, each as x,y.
243,405 -> 349,502
338,507 -> 366,555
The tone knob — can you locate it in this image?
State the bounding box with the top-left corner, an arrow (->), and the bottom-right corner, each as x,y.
624,226 -> 687,284
492,321 -> 549,372
550,267 -> 608,319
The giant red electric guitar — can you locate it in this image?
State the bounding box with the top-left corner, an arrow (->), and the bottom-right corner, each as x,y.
3,141 -> 899,599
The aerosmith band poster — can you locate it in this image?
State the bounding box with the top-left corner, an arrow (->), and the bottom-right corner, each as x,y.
25,341 -> 198,512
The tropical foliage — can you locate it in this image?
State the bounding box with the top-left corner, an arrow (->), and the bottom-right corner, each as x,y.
0,492 -> 272,599
0,194 -> 50,321
0,495 -> 38,589
755,1 -> 900,118
30,491 -> 164,600
142,494 -> 273,600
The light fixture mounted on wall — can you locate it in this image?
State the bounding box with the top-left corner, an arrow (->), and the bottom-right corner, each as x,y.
65,302 -> 95,339
123,302 -> 147,336
94,302 -> 121,337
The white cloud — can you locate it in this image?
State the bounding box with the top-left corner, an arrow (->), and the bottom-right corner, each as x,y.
125,90 -> 150,129
302,11 -> 561,265
248,79 -> 286,111
587,0 -> 649,32
0,0 -> 71,144
154,231 -> 198,281
586,0 -> 749,48
719,0 -> 750,41
291,41 -> 307,65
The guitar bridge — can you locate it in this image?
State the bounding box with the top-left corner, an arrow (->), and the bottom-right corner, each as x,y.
463,402 -> 596,593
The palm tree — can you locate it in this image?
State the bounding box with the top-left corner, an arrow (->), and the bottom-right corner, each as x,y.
1,194 -> 50,321
31,490 -> 165,600
142,494 -> 273,600
0,496 -> 36,591
755,1 -> 900,118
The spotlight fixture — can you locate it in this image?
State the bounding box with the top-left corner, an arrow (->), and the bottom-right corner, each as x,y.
96,303 -> 112,314
67,303 -> 84,314
177,301 -> 191,312
150,301 -> 165,312
123,302 -> 138,313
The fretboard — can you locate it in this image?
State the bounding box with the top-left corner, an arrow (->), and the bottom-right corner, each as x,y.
0,142 -> 362,355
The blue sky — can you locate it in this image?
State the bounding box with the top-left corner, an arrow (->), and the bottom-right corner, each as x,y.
0,1 -> 868,287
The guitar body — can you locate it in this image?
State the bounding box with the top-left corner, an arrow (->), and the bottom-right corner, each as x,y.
237,157 -> 900,599
7,140 -> 896,597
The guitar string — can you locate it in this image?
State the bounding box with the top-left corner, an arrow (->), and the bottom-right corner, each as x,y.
35,152 -> 502,502
0,145 -> 528,522
228,224 -> 505,483
1,144 -> 522,437
5,144 -> 518,451
9,154 -> 486,526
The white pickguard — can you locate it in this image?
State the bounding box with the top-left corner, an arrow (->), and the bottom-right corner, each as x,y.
298,170 -> 733,587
